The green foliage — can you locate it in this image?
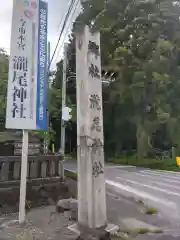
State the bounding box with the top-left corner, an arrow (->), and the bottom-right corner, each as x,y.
49,56 -> 76,151
64,170 -> 77,180
73,0 -> 180,160
144,207 -> 158,215
50,0 -> 180,160
0,48 -> 8,116
107,155 -> 180,171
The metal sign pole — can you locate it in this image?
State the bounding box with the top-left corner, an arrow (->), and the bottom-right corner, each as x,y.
19,130 -> 29,223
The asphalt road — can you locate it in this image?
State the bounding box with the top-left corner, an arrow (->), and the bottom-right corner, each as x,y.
64,159 -> 180,223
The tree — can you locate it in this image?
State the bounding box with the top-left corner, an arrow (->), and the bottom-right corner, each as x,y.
51,0 -> 180,160
71,0 -> 180,159
0,49 -> 8,117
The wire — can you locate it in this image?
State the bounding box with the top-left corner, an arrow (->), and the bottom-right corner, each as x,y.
56,0 -> 71,33
49,0 -> 75,68
51,0 -> 80,66
49,0 -> 76,69
59,0 -> 81,50
50,0 -> 80,68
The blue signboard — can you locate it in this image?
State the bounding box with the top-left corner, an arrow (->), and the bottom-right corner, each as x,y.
36,0 -> 48,130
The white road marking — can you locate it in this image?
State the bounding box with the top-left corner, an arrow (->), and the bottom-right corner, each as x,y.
156,169 -> 180,174
106,180 -> 176,207
116,177 -> 180,196
141,170 -> 180,180
132,172 -> 180,184
122,176 -> 180,191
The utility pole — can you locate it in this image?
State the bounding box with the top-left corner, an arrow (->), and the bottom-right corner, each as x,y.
59,43 -> 68,178
44,41 -> 51,155
47,41 -> 51,84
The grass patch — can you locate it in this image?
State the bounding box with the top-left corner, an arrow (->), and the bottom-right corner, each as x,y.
135,227 -> 163,234
144,207 -> 158,215
64,170 -> 77,180
151,229 -> 163,234
65,152 -> 77,159
111,225 -> 163,239
65,154 -> 73,158
135,228 -> 150,234
107,156 -> 180,171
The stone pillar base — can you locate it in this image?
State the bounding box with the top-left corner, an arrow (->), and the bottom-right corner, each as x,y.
68,223 -> 118,240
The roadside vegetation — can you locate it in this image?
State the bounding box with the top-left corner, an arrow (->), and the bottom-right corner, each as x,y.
48,0 -> 180,172
107,152 -> 180,171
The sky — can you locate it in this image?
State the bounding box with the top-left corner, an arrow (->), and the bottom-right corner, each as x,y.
0,0 -> 81,69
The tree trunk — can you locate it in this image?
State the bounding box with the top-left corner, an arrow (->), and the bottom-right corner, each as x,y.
115,141 -> 122,158
136,121 -> 150,161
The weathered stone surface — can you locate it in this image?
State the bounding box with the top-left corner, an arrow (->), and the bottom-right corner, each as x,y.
56,198 -> 78,214
66,178 -> 77,198
0,206 -> 79,240
69,200 -> 78,221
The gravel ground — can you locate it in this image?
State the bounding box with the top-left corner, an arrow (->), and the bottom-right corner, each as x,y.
0,206 -> 78,240
0,182 -> 180,240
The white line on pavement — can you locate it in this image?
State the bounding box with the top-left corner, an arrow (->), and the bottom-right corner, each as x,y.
64,167 -> 180,192
149,180 -> 180,190
106,180 -> 176,207
156,169 -> 180,174
124,175 -> 180,191
132,172 -> 180,184
116,177 -> 180,196
141,170 -> 180,180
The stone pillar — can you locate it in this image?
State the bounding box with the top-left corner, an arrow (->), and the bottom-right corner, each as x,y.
76,26 -> 107,230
